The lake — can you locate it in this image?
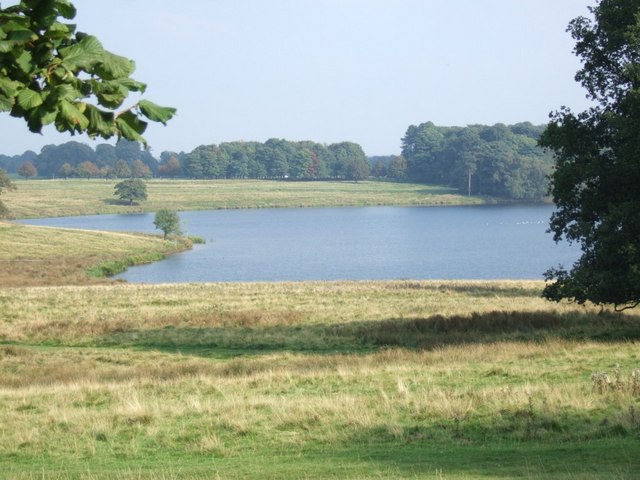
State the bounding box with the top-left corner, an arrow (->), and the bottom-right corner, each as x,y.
21,205 -> 580,283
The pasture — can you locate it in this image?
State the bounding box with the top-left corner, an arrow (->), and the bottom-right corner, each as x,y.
1,280 -> 638,478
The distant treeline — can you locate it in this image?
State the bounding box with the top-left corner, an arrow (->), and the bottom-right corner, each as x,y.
183,140 -> 369,180
0,139 -> 371,181
1,121 -> 554,199
399,122 -> 554,200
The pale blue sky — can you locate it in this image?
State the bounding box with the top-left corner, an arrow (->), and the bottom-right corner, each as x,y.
1,0 -> 594,157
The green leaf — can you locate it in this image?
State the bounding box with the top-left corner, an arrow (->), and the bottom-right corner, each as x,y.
16,88 -> 43,109
0,39 -> 19,53
40,107 -> 59,126
59,99 -> 89,130
116,111 -> 148,144
15,50 -> 33,74
30,0 -> 59,29
138,100 -> 176,125
0,77 -> 19,98
54,0 -> 77,19
85,104 -> 115,138
27,109 -> 44,133
96,89 -> 127,109
95,51 -> 135,80
119,78 -> 147,93
46,21 -> 75,40
0,94 -> 15,112
7,27 -> 37,42
59,35 -> 104,70
49,84 -> 79,102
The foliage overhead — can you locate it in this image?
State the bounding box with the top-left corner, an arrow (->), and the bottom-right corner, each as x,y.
541,0 -> 640,311
0,0 -> 175,145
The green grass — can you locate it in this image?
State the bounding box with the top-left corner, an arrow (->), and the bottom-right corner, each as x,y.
1,281 -> 639,479
3,178 -> 483,219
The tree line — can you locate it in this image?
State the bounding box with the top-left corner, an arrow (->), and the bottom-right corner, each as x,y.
0,140 -> 158,179
0,139 -> 371,181
399,121 -> 554,200
182,139 -> 369,180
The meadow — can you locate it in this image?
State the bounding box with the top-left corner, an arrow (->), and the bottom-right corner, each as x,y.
0,180 -> 638,478
2,178 -> 482,219
1,281 -> 639,479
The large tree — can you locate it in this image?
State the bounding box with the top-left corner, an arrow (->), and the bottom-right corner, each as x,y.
541,0 -> 640,311
0,0 -> 175,145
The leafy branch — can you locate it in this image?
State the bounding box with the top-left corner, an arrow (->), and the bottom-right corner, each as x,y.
0,0 -> 175,146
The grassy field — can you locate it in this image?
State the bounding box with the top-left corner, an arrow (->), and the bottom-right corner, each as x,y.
0,222 -> 191,286
1,280 -> 639,479
2,178 -> 483,219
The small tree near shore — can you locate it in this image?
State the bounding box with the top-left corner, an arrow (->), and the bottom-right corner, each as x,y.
154,209 -> 181,239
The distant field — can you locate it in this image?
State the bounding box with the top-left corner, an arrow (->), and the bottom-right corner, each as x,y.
1,280 -> 639,479
2,178 -> 482,219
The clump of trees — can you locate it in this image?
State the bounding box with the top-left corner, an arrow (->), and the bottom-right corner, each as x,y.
400,122 -> 554,200
182,140 -> 369,180
0,138 -> 372,182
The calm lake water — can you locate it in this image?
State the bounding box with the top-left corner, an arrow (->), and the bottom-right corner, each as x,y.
22,205 -> 580,283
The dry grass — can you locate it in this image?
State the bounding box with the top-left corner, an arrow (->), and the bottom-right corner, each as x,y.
0,222 -> 190,287
0,280 -> 588,343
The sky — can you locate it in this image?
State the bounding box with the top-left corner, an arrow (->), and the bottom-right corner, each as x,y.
1,0 -> 596,157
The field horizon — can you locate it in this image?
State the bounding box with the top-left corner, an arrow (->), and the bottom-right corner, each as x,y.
3,178 -> 484,219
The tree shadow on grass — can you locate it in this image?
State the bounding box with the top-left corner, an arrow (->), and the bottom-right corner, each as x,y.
98,309 -> 640,357
102,198 -> 142,206
316,432 -> 639,478
393,280 -> 545,298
